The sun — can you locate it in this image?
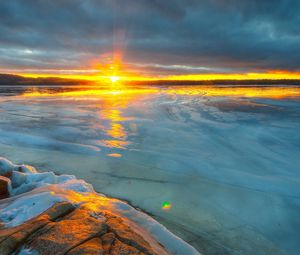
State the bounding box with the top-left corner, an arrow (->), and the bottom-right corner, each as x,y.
109,76 -> 120,83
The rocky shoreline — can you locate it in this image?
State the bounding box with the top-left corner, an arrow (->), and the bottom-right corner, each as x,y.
0,157 -> 200,255
0,201 -> 170,255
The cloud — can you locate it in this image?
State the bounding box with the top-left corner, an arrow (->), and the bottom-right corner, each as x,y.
0,0 -> 299,75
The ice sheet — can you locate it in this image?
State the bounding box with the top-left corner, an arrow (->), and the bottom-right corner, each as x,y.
0,85 -> 299,254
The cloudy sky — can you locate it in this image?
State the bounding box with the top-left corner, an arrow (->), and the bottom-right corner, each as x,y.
0,0 -> 299,79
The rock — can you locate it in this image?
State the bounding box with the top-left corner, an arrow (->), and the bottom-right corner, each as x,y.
0,202 -> 171,255
101,232 -> 116,253
0,176 -> 10,199
0,202 -> 75,255
110,238 -> 141,255
67,237 -> 104,255
29,207 -> 107,255
105,212 -> 169,255
2,171 -> 12,179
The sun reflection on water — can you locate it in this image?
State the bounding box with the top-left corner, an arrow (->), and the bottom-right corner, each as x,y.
21,85 -> 300,100
164,86 -> 300,99
20,85 -> 300,155
21,85 -> 159,155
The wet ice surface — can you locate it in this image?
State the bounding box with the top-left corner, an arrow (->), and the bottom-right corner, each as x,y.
0,85 -> 300,255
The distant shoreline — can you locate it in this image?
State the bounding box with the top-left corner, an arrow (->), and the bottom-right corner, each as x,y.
1,73 -> 300,86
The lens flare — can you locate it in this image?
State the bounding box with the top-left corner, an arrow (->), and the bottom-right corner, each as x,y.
162,202 -> 172,211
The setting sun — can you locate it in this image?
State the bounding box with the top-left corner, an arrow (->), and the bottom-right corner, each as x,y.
109,76 -> 120,83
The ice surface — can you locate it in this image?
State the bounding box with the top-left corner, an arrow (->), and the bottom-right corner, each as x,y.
0,85 -> 300,254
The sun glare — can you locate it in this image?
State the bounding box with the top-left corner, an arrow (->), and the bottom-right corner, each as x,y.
109,76 -> 120,83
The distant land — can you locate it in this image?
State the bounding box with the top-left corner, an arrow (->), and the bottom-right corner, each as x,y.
1,73 -> 300,86
0,74 -> 90,86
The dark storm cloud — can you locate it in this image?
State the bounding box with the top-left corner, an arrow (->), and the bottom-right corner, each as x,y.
0,0 -> 299,74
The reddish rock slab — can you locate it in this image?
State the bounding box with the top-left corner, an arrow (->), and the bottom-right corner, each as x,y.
67,237 -> 104,255
105,212 -> 169,255
29,207 -> 107,255
0,202 -> 171,255
0,202 -> 75,255
110,238 -> 142,255
0,176 -> 10,199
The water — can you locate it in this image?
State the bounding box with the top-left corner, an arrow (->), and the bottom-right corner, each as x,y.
0,85 -> 300,255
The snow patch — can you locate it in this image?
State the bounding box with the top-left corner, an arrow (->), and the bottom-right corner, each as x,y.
14,247 -> 39,255
0,191 -> 63,227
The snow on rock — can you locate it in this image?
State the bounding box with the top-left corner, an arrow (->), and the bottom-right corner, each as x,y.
0,157 -> 37,175
15,248 -> 39,255
0,157 -> 78,196
0,191 -> 64,228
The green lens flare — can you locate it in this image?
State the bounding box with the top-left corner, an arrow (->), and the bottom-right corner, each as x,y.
162,202 -> 172,210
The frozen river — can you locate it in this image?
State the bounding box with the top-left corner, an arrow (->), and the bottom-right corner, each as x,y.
0,85 -> 300,255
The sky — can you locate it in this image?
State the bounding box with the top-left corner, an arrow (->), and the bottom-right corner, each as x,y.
0,0 -> 300,80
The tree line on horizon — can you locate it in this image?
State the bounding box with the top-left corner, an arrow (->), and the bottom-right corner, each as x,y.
0,73 -> 300,86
